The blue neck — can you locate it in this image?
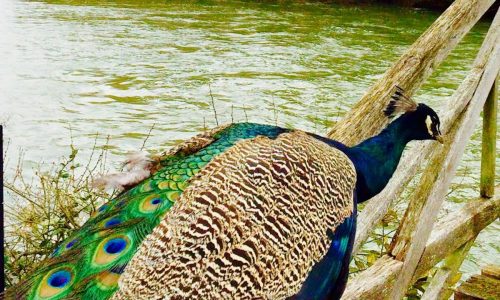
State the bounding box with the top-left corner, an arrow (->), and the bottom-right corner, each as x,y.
310,118 -> 412,203
347,120 -> 411,202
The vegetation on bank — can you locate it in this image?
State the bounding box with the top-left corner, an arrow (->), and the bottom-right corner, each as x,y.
318,0 -> 456,11
3,136 -> 113,286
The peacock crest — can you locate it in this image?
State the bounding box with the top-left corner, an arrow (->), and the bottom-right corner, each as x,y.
383,85 -> 418,118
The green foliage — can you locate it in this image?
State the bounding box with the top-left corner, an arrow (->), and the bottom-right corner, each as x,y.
3,137 -> 114,286
349,207 -> 399,275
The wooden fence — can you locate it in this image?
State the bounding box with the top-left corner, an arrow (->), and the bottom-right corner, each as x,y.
325,0 -> 499,298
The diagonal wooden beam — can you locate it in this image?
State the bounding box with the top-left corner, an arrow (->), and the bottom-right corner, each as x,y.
327,0 -> 496,146
420,239 -> 476,300
388,14 -> 500,298
413,187 -> 500,281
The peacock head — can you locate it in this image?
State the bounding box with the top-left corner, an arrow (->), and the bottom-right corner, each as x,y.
383,86 -> 443,143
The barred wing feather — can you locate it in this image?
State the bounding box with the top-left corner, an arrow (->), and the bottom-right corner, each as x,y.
113,130 -> 356,300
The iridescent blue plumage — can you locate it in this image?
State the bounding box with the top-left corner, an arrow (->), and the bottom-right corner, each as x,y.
48,270 -> 71,288
311,119 -> 410,205
291,201 -> 357,300
311,103 -> 441,205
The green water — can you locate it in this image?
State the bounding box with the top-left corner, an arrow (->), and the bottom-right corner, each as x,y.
1,0 -> 498,284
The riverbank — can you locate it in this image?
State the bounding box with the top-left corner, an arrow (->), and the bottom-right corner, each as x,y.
315,0 -> 498,18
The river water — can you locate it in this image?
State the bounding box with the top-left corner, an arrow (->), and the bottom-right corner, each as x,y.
1,0 -> 498,285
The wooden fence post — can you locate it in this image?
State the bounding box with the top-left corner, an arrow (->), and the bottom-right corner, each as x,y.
480,76 -> 498,198
341,188 -> 499,299
353,6 -> 500,255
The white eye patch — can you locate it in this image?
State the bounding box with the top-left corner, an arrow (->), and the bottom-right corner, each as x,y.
432,115 -> 441,134
425,115 -> 433,136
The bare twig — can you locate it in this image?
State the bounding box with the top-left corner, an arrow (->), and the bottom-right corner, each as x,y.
243,105 -> 249,122
208,84 -> 219,126
3,138 -> 112,285
140,123 -> 156,151
272,96 -> 278,126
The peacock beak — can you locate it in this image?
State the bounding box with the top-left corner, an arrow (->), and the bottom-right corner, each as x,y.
435,134 -> 444,144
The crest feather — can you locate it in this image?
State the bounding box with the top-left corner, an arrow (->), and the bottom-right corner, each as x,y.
383,86 -> 418,117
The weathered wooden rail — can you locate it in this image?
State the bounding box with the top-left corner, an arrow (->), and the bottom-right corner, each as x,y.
325,0 -> 499,298
455,265 -> 500,299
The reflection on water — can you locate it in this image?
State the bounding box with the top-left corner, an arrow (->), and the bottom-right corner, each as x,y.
0,0 -> 498,279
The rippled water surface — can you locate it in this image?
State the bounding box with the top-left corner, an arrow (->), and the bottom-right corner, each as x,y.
1,0 -> 498,281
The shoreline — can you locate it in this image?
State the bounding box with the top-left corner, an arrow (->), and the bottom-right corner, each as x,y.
311,0 -> 498,19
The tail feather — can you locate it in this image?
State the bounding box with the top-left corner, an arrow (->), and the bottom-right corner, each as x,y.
7,123 -> 288,300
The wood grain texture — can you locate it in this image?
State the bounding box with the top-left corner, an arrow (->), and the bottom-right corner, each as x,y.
482,265 -> 500,280
113,131 -> 356,299
341,255 -> 403,300
353,5 -> 500,256
420,239 -> 475,300
413,186 -> 500,281
455,271 -> 500,300
326,0 -> 496,146
480,76 -> 497,198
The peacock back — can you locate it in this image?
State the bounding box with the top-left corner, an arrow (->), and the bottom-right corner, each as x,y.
112,130 -> 356,299
8,123 -> 289,300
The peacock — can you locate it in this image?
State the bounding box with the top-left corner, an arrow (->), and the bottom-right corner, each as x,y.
6,87 -> 443,300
